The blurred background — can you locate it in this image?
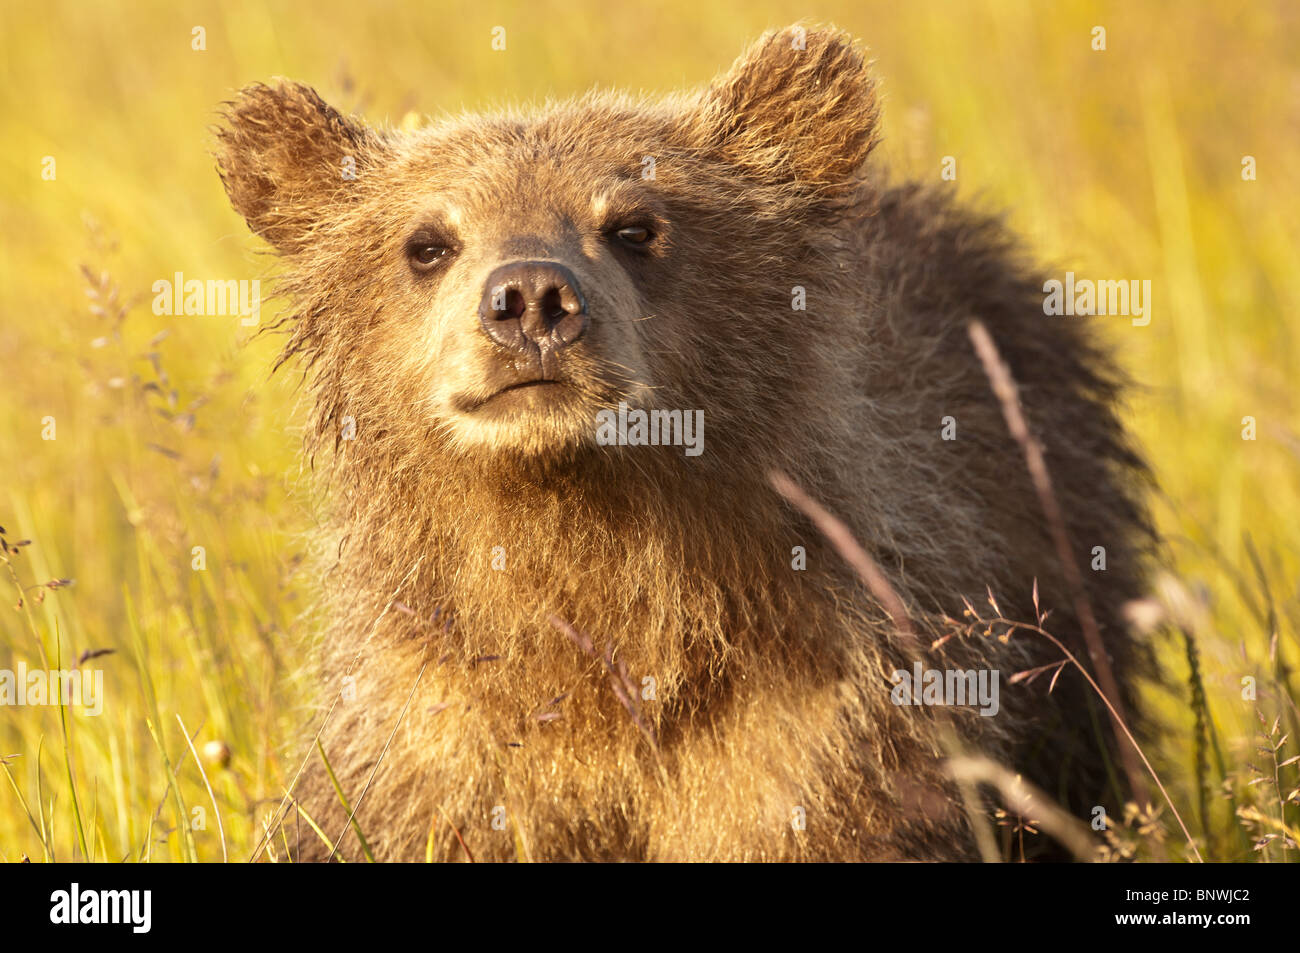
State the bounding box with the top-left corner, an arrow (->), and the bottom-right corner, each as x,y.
1,0 -> 1296,861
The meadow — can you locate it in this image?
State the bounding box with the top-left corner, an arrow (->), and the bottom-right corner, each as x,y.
0,0 -> 1296,861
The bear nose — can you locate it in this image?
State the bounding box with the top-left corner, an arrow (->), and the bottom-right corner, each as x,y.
478,260 -> 588,357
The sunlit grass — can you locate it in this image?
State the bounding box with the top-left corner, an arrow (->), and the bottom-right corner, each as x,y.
0,0 -> 1295,861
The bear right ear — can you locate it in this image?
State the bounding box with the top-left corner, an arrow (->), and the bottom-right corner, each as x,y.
215,81 -> 384,255
699,25 -> 880,197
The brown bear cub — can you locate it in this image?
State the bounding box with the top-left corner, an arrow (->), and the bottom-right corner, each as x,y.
217,25 -> 1151,861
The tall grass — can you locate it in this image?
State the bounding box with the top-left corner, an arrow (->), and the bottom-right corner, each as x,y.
1,0 -> 1296,861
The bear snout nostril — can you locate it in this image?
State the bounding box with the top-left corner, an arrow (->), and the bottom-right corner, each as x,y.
478,260 -> 589,358
541,288 -> 568,322
502,288 -> 527,320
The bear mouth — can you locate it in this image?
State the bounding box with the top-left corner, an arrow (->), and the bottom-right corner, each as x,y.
498,379 -> 563,396
457,378 -> 574,414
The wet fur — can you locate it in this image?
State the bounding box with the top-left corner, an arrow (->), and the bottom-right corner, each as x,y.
216,25 -> 1152,861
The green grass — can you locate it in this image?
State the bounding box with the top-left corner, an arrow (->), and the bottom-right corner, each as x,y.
1,0 -> 1296,861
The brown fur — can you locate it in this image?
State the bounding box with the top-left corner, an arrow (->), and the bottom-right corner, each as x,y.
215,25 -> 1152,861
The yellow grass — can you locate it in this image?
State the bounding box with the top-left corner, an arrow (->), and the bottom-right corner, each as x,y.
1,0 -> 1296,861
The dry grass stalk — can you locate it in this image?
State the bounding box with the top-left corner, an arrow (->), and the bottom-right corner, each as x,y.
967,320 -> 1148,803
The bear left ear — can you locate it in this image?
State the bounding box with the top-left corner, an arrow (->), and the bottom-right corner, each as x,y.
215,81 -> 386,255
699,25 -> 880,194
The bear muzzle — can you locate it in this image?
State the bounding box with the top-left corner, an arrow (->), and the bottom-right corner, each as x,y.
477,260 -> 589,380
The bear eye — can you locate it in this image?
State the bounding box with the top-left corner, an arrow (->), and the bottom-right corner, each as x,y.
406,240 -> 453,272
614,225 -> 652,246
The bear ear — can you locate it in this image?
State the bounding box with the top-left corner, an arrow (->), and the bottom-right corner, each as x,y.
215,81 -> 383,254
699,25 -> 880,193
